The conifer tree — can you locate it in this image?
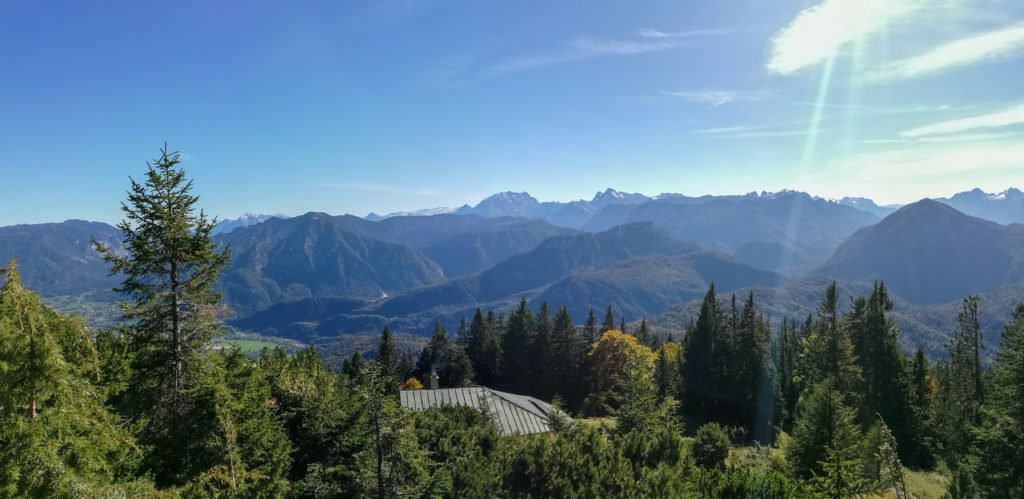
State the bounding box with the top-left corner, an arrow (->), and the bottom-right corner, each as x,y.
968,304 -> 1024,497
583,309 -> 599,345
681,284 -> 722,425
501,298 -> 535,391
654,342 -> 681,403
0,261 -> 155,496
95,144 -> 231,400
619,317 -> 628,336
786,379 -> 862,480
94,145 -> 232,486
355,364 -> 433,498
529,302 -> 554,395
774,318 -> 803,433
549,306 -> 587,409
417,321 -> 451,376
994,303 -> 1024,428
800,282 -> 862,397
847,282 -> 921,464
466,308 -> 501,386
378,325 -> 397,384
937,295 -> 984,459
636,318 -> 651,347
602,305 -> 616,334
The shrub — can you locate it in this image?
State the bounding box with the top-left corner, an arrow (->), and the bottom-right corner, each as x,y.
693,423 -> 731,469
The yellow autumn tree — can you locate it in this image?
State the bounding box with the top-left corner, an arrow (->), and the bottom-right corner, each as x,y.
400,377 -> 423,390
584,330 -> 654,415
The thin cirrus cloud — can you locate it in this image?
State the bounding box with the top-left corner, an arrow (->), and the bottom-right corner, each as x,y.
900,104 -> 1024,137
427,29 -> 729,87
487,36 -> 677,74
862,24 -> 1024,83
637,27 -> 733,38
767,0 -> 920,75
831,141 -> 1024,181
660,89 -> 767,107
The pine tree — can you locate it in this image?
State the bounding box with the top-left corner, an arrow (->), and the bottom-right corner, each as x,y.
800,281 -> 862,397
937,295 -> 984,459
501,298 -> 535,391
465,308 -> 501,386
177,348 -> 291,496
602,305 -> 616,334
636,318 -> 651,347
549,306 -> 587,409
378,325 -> 397,385
529,302 -> 554,396
355,364 -> 433,498
681,284 -> 722,426
619,317 -> 628,336
417,321 -> 451,377
968,304 -> 1024,497
653,342 -> 681,403
774,318 -> 803,433
786,379 -> 862,480
848,282 -> 921,465
583,309 -> 599,345
994,303 -> 1024,428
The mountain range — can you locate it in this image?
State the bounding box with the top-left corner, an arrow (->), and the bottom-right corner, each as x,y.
3,187 -> 1023,360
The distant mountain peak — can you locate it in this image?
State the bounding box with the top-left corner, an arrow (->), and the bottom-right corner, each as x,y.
590,188 -> 651,206
212,213 -> 288,234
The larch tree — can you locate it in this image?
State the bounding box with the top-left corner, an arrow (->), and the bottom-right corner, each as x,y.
0,261 -> 154,496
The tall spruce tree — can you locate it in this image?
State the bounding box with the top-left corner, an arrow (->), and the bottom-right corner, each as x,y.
501,298 -> 535,392
94,145 -> 231,486
602,305 -> 616,334
466,308 -> 502,386
529,302 -> 554,396
636,318 -> 651,347
378,325 -> 398,388
774,318 -> 803,433
583,309 -> 599,345
681,284 -> 722,426
786,379 -> 862,480
847,282 -> 921,465
549,306 -> 587,409
800,282 -> 861,397
95,144 -> 231,400
969,304 -> 1024,496
937,295 -> 985,459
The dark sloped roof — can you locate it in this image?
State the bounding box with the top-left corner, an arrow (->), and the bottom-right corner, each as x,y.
399,387 -> 570,436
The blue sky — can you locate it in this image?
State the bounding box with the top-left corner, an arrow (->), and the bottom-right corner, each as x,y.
2,0 -> 1023,225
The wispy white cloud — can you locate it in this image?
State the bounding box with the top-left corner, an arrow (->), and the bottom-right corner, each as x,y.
488,36 -> 677,74
863,24 -> 1024,83
832,141 -> 1024,180
660,89 -> 767,107
637,27 -> 733,38
695,129 -> 815,139
767,0 -> 920,75
426,28 -> 732,87
693,126 -> 755,134
900,103 -> 1024,137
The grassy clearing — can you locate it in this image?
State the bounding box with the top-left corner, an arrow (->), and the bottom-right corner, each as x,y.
213,339 -> 280,354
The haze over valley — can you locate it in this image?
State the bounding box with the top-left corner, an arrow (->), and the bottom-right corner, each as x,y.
5,186 -> 1024,361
